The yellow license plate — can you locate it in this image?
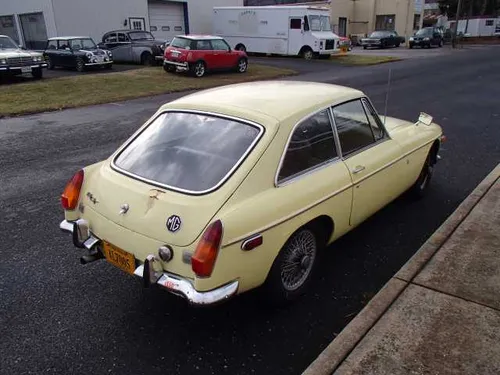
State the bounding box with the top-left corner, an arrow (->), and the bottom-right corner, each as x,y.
102,241 -> 136,275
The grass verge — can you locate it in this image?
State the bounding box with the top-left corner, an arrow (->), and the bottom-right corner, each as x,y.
328,54 -> 402,66
0,64 -> 297,117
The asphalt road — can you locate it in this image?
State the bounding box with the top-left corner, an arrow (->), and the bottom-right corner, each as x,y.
1,47 -> 499,375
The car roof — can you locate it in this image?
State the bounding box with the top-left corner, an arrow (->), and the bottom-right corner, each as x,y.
175,34 -> 223,40
162,81 -> 365,129
48,36 -> 92,40
105,29 -> 151,34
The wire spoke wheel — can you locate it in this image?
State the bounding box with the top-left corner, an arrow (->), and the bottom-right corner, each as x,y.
280,229 -> 317,291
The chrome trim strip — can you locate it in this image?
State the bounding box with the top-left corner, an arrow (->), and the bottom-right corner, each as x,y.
84,61 -> 113,66
164,60 -> 188,67
134,264 -> 239,305
110,109 -> 266,196
223,183 -> 352,248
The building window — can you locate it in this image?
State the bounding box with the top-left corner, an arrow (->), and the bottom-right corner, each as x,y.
485,20 -> 494,26
162,26 -> 170,31
0,15 -> 19,43
375,14 -> 396,31
150,26 -> 157,31
174,26 -> 182,31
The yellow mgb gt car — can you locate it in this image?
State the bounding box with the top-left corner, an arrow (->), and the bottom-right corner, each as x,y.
59,81 -> 445,306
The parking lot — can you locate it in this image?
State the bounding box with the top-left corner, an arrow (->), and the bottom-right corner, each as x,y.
1,46 -> 499,375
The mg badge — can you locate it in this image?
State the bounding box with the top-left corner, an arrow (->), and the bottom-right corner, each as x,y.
119,203 -> 129,215
166,215 -> 181,233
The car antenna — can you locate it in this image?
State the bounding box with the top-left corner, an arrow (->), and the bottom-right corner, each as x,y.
383,67 -> 392,125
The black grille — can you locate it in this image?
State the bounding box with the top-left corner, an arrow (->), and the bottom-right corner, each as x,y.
325,39 -> 335,50
7,56 -> 33,66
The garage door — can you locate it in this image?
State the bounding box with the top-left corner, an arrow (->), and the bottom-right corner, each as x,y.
148,1 -> 185,42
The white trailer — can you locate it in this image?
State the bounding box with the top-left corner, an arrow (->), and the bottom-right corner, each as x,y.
213,5 -> 340,59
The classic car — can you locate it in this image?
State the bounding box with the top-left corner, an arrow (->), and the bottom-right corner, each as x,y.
98,30 -> 165,65
43,36 -> 113,72
163,35 -> 248,78
59,81 -> 445,307
361,30 -> 405,49
409,27 -> 444,48
0,34 -> 47,79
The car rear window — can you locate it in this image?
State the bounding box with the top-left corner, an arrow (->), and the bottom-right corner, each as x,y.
170,37 -> 193,49
113,112 -> 262,194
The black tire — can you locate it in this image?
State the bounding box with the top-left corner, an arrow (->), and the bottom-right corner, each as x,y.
409,152 -> 435,199
141,52 -> 155,66
363,46 -> 367,50
163,64 -> 176,73
190,61 -> 206,78
46,56 -> 55,70
409,44 -> 414,49
104,64 -> 112,70
76,58 -> 85,72
235,44 -> 247,52
301,47 -> 314,60
262,226 -> 321,306
32,67 -> 43,79
438,40 -> 443,47
236,57 -> 248,73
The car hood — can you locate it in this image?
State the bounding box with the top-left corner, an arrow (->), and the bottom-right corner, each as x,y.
311,31 -> 340,40
0,48 -> 41,58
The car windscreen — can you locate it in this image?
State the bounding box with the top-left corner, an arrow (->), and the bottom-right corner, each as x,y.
69,38 -> 97,50
129,31 -> 155,41
416,28 -> 433,36
308,15 -> 332,31
370,31 -> 389,38
0,36 -> 18,49
113,112 -> 262,193
170,37 -> 193,49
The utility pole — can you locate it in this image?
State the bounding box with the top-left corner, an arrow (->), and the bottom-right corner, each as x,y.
452,0 -> 464,48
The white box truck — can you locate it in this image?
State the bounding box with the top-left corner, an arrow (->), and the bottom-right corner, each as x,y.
213,5 -> 340,59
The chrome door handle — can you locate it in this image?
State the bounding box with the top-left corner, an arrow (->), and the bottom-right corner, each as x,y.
352,165 -> 365,174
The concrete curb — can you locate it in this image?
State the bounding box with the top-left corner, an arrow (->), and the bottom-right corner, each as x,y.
302,163 -> 500,375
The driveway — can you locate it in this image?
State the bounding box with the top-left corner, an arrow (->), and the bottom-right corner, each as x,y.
1,47 -> 499,375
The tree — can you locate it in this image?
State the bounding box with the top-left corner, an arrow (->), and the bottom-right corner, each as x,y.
438,0 -> 500,17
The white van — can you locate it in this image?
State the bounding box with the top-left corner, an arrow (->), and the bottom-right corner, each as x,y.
213,5 -> 340,59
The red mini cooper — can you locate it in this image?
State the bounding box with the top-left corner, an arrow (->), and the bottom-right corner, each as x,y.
163,35 -> 248,78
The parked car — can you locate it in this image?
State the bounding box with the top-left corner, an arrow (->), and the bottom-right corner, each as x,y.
59,81 -> 445,307
0,34 -> 47,80
361,30 -> 405,49
43,36 -> 113,72
98,30 -> 165,65
162,35 -> 248,77
409,27 -> 444,48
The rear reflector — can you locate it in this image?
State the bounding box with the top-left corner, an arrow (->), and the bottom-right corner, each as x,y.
192,220 -> 223,278
241,234 -> 263,251
61,169 -> 84,210
440,135 -> 447,143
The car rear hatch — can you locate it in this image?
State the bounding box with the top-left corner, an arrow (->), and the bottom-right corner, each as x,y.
85,110 -> 264,258
165,36 -> 194,62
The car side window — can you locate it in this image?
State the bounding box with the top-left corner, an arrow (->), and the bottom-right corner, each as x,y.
278,110 -> 338,182
196,40 -> 211,50
290,18 -> 302,30
361,98 -> 386,141
332,99 -> 377,156
211,39 -> 230,51
104,33 -> 117,43
57,40 -> 69,50
47,40 -> 57,50
117,33 -> 129,42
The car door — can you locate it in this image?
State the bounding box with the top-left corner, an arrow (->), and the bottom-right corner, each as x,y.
113,32 -> 132,62
44,39 -> 58,64
210,39 -> 234,69
275,108 -> 353,241
101,33 -> 122,61
56,39 -> 73,67
331,98 -> 405,227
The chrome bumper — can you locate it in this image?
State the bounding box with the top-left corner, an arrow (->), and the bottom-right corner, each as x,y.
59,219 -> 239,306
85,60 -> 113,66
163,59 -> 189,71
0,63 -> 48,71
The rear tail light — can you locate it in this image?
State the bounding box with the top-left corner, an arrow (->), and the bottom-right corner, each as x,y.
191,220 -> 223,278
187,52 -> 193,60
61,169 -> 84,210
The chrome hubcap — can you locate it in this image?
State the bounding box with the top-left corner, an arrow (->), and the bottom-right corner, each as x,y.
195,63 -> 204,76
238,60 -> 247,72
281,230 -> 316,291
304,51 -> 313,60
